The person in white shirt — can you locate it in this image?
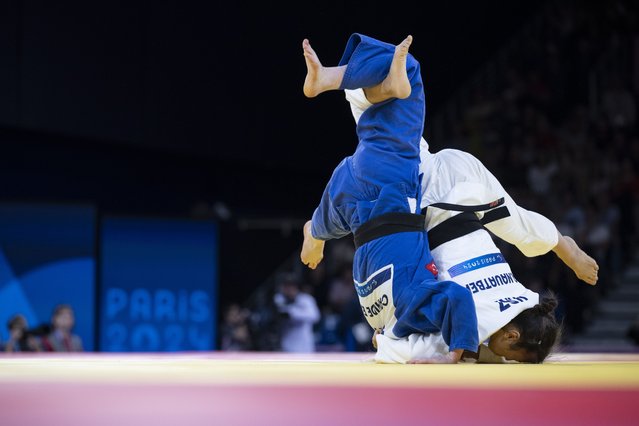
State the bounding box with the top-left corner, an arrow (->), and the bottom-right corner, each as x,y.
273,273 -> 321,353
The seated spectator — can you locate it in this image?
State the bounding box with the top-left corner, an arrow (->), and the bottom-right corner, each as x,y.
327,263 -> 356,315
220,303 -> 253,351
4,314 -> 41,352
40,304 -> 83,352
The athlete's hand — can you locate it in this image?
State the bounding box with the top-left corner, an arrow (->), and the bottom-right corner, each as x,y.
372,329 -> 382,349
407,349 -> 463,364
300,220 -> 325,269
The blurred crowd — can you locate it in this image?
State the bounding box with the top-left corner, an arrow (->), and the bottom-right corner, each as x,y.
221,0 -> 639,352
1,304 -> 84,353
220,239 -> 369,353
431,0 -> 639,341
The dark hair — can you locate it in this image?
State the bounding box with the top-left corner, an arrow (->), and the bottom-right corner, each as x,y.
509,290 -> 561,363
7,314 -> 27,331
52,304 -> 73,318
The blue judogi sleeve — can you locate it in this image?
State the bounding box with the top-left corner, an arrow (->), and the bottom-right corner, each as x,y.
311,181 -> 351,241
310,155 -> 362,241
393,280 -> 479,352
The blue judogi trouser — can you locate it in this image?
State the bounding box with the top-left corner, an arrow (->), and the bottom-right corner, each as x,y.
311,34 -> 478,352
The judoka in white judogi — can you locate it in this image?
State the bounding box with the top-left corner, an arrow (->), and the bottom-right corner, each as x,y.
345,88 -> 563,363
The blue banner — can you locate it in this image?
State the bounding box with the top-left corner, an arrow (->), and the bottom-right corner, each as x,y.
99,217 -> 218,352
0,203 -> 96,350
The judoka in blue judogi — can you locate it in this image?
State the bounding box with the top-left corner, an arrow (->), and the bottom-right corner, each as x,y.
300,34 -> 479,361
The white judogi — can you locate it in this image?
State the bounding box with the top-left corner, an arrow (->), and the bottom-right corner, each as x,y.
345,89 -> 560,363
420,147 -> 559,259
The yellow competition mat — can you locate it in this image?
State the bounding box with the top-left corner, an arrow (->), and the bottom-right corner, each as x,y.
1,352 -> 638,426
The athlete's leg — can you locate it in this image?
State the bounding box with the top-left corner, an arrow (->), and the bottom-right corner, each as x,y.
303,35 -> 413,102
302,39 -> 346,98
363,35 -> 412,103
552,234 -> 599,285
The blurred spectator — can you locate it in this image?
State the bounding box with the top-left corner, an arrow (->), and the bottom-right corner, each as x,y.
327,239 -> 355,276
304,260 -> 330,309
220,303 -> 253,351
3,314 -> 42,352
244,284 -> 281,351
557,192 -> 587,238
602,78 -> 636,129
426,0 -> 639,339
327,263 -> 356,314
40,304 -> 83,352
273,273 -> 320,353
526,151 -> 559,196
339,296 -> 374,352
314,307 -> 345,352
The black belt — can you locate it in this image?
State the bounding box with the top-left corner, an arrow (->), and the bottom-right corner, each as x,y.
353,212 -> 426,250
427,205 -> 511,250
421,197 -> 505,214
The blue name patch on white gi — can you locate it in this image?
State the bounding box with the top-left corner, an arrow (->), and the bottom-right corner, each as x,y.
448,253 -> 506,278
354,266 -> 392,297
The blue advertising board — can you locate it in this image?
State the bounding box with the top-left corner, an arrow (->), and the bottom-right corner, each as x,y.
99,217 -> 218,351
0,203 -> 96,350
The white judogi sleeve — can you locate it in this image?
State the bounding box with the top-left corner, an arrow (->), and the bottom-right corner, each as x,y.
420,148 -> 558,257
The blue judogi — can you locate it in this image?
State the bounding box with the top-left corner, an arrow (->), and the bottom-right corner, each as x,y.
310,34 -> 478,352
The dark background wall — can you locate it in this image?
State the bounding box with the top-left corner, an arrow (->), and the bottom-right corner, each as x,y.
0,0 -> 547,305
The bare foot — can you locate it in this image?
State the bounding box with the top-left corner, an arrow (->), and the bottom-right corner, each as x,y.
302,39 -> 344,98
364,35 -> 413,103
558,236 -> 599,285
569,245 -> 599,285
384,35 -> 413,99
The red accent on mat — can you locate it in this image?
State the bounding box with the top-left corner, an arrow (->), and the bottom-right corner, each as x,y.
1,383 -> 636,426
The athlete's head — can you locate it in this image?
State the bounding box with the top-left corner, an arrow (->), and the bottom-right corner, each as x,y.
487,291 -> 561,363
7,314 -> 28,338
51,304 -> 75,333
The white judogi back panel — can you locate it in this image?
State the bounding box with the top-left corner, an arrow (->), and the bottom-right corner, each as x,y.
432,230 -> 539,343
